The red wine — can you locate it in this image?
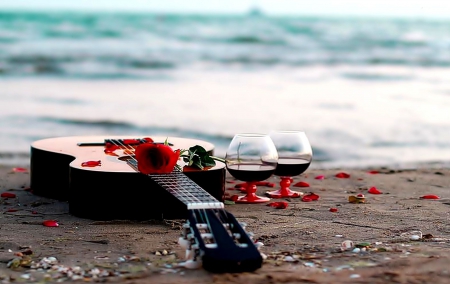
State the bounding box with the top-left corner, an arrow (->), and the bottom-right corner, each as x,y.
275,158 -> 311,177
227,163 -> 276,182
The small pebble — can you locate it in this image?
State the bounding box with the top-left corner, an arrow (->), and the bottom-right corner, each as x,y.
341,240 -> 354,250
284,256 -> 295,262
350,274 -> 361,279
410,235 -> 421,241
352,248 -> 361,253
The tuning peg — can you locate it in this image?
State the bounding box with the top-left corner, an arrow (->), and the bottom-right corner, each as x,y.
196,223 -> 208,229
178,237 -> 190,250
177,259 -> 202,269
232,233 -> 241,239
200,233 -> 214,240
185,249 -> 193,260
254,241 -> 264,250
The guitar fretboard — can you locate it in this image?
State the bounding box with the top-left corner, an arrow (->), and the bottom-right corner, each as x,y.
127,160 -> 224,210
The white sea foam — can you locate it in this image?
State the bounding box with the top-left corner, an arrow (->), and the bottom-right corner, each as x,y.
1,65 -> 450,168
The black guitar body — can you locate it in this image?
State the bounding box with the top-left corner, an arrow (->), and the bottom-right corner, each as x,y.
30,136 -> 225,220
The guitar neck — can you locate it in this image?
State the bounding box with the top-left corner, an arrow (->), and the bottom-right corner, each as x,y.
127,160 -> 224,210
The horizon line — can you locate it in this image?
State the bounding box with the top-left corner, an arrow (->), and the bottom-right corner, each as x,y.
1,8 -> 450,21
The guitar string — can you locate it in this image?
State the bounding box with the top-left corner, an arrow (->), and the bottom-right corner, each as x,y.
110,139 -> 207,207
109,138 -> 227,245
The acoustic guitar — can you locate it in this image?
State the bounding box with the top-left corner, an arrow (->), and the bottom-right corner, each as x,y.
30,136 -> 263,273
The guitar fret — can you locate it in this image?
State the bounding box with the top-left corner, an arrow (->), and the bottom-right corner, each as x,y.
127,160 -> 224,210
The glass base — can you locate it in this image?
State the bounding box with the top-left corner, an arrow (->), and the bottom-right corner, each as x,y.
236,195 -> 271,204
266,176 -> 303,198
235,182 -> 271,204
266,188 -> 303,198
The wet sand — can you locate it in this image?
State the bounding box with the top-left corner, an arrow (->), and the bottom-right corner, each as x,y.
1,165 -> 449,283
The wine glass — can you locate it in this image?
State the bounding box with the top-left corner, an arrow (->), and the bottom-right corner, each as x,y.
225,133 -> 278,203
266,131 -> 313,198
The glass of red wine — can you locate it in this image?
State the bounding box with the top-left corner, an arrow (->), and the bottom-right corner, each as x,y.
225,133 -> 278,203
265,131 -> 313,198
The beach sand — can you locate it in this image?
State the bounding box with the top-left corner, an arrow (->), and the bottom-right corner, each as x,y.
1,165 -> 449,283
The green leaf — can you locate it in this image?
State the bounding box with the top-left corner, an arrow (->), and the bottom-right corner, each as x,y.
189,145 -> 207,154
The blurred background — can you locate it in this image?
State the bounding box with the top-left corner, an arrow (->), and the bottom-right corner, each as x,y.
1,0 -> 450,168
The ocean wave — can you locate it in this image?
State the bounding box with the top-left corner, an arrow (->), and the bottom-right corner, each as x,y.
2,12 -> 450,78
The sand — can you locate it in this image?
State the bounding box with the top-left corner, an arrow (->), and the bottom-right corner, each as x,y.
1,165 -> 449,283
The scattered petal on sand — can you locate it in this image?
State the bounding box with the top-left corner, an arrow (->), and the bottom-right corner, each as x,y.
335,172 -> 350,178
420,195 -> 440,200
43,220 -> 59,227
315,175 -> 325,180
6,209 -> 18,212
12,167 -> 28,173
1,192 -> 16,198
329,208 -> 338,212
368,187 -> 382,194
293,181 -> 310,187
267,202 -> 288,209
81,160 -> 101,167
301,193 -> 320,202
228,195 -> 239,202
368,170 -> 379,174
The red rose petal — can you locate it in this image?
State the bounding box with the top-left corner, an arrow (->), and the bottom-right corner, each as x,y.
6,209 -> 18,212
32,211 -> 38,214
1,192 -> 16,198
267,202 -> 288,209
228,195 -> 239,202
43,220 -> 59,227
81,160 -> 101,167
329,208 -> 338,212
302,193 -> 319,202
12,167 -> 28,173
315,175 -> 325,180
420,195 -> 440,200
293,181 -> 310,187
368,187 -> 382,194
122,139 -> 140,145
104,143 -> 119,154
142,137 -> 154,143
335,172 -> 350,178
368,170 -> 379,174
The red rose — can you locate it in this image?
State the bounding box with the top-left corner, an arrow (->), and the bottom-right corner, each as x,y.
135,143 -> 180,174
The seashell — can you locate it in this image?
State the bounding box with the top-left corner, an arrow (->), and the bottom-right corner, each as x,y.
341,240 -> 354,250
410,235 -> 421,241
352,248 -> 361,253
179,259 -> 202,269
284,256 -> 295,262
254,241 -> 264,249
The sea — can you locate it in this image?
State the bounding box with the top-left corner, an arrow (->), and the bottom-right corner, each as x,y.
1,11 -> 450,169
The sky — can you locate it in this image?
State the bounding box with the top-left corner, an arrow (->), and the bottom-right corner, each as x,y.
0,0 -> 449,18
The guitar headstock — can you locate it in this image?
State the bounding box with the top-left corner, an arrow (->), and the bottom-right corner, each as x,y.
178,209 -> 263,273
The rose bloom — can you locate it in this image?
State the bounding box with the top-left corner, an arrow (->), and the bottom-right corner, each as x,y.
135,143 -> 180,174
